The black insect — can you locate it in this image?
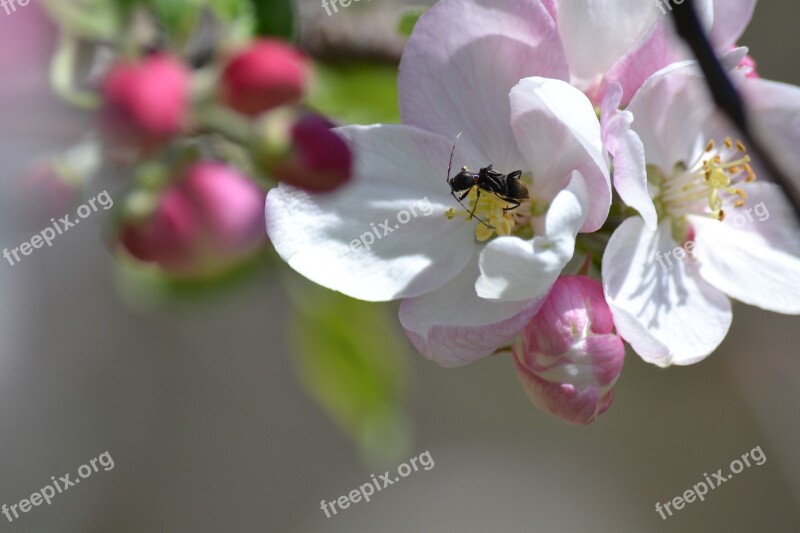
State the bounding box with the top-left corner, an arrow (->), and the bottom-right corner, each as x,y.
446,133 -> 530,229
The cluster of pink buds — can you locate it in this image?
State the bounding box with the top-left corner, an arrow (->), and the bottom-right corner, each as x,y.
100,39 -> 352,278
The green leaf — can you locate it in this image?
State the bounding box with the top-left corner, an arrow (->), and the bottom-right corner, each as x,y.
146,0 -> 205,44
287,276 -> 412,464
307,62 -> 400,125
249,0 -> 294,39
41,0 -> 123,40
50,36 -> 103,109
397,6 -> 427,37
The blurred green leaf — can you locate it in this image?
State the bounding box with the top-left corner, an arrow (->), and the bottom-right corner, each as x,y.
41,0 -> 123,40
287,276 -> 411,464
146,0 -> 205,44
50,36 -> 103,109
397,6 -> 427,37
208,0 -> 248,21
249,0 -> 294,39
308,62 -> 400,125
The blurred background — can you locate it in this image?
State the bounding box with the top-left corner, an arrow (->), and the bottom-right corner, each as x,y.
1,1 -> 799,531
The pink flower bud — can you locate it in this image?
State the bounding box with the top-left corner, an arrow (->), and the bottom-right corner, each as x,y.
730,45 -> 759,79
219,39 -> 308,117
254,112 -> 353,193
101,54 -> 190,150
740,54 -> 759,79
513,276 -> 625,425
119,162 -> 266,278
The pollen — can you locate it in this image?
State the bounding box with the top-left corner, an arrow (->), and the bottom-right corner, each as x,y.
660,137 -> 758,222
445,188 -> 526,242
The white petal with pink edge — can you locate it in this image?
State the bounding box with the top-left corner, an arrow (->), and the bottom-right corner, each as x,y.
555,0 -> 659,90
399,251 -> 543,368
399,0 -> 568,171
601,82 -> 658,230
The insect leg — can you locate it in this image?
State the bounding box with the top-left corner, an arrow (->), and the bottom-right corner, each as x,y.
500,197 -> 522,213
450,187 -> 494,229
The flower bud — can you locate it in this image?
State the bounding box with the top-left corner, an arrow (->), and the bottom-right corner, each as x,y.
219,39 -> 309,117
253,111 -> 352,193
512,276 -> 625,425
731,45 -> 759,79
101,54 -> 190,150
118,162 -> 266,278
740,54 -> 759,79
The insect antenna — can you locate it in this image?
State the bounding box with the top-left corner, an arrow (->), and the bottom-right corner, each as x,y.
446,131 -> 463,183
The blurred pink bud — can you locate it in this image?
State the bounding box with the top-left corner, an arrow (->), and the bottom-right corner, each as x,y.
219,39 -> 308,117
119,162 -> 266,278
101,54 -> 190,150
730,45 -> 759,79
513,276 -> 625,425
254,112 -> 353,193
14,162 -> 78,224
740,54 -> 759,79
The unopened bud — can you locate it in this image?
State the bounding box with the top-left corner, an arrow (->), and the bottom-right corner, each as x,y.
513,276 -> 625,425
219,39 -> 309,117
101,54 -> 190,150
253,111 -> 352,193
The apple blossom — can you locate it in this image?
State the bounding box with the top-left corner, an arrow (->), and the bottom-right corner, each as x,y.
266,0 -> 611,366
513,276 -> 625,425
601,62 -> 800,367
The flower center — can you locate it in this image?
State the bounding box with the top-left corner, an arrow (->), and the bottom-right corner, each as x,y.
656,137 -> 757,222
444,173 -> 545,242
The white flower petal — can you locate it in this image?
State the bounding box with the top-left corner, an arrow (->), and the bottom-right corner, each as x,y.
602,217 -> 732,367
556,0 -> 659,89
743,78 -> 800,192
510,77 -> 611,232
691,183 -> 800,314
398,0 -> 568,170
476,171 -> 589,302
709,0 -> 756,51
601,83 -> 658,230
627,61 -> 712,175
266,125 -> 475,302
399,251 -> 543,367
